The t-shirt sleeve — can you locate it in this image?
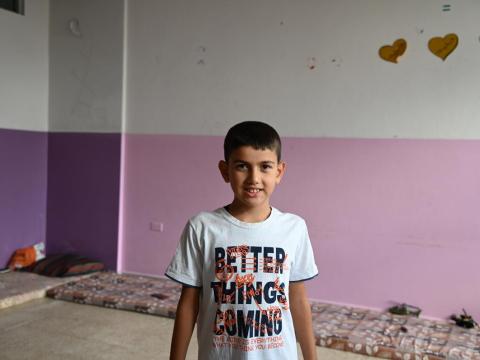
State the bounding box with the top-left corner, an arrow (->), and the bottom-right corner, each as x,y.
290,220 -> 318,282
165,221 -> 203,287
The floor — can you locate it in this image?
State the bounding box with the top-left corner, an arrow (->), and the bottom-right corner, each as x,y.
2,272 -> 479,359
0,298 -> 369,360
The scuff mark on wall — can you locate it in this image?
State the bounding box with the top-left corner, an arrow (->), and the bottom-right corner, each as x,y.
396,241 -> 443,249
196,45 -> 207,66
331,56 -> 343,68
70,38 -> 95,121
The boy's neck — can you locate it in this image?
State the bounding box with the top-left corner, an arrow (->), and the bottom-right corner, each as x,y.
226,203 -> 272,223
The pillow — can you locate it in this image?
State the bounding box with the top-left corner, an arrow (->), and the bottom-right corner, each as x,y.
21,254 -> 104,277
7,242 -> 45,270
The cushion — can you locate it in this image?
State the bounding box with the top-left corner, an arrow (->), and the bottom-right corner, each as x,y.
7,242 -> 45,270
21,254 -> 104,277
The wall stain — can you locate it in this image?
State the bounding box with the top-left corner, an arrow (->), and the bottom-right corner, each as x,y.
396,241 -> 443,249
196,46 -> 207,65
331,57 -> 343,68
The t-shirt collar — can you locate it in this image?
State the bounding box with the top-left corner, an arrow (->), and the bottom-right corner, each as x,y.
218,206 -> 278,228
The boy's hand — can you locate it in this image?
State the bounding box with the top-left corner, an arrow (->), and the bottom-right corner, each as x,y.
170,286 -> 200,360
290,282 -> 317,360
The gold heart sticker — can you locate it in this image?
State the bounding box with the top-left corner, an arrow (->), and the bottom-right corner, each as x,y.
379,39 -> 407,63
428,33 -> 458,61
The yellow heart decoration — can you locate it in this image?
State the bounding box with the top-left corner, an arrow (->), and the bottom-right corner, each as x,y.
428,33 -> 458,61
379,39 -> 407,63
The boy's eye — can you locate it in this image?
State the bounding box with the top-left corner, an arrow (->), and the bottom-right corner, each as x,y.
235,164 -> 248,171
262,164 -> 273,170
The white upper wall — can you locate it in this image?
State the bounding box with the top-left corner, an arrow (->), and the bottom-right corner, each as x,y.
49,0 -> 124,133
126,0 -> 480,139
0,0 -> 49,132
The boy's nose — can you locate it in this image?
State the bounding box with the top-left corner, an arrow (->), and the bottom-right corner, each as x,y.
247,168 -> 260,184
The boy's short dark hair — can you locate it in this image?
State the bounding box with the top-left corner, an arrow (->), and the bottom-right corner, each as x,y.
224,121 -> 282,162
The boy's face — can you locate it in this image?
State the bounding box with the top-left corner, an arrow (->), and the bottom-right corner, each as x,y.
218,146 -> 286,213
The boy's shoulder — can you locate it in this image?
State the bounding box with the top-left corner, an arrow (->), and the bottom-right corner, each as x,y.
274,208 -> 305,221
273,208 -> 307,227
187,208 -> 225,226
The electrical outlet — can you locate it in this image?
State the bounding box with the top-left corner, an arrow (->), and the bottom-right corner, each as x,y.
150,221 -> 164,232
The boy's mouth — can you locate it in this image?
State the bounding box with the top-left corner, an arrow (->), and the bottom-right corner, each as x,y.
245,188 -> 262,195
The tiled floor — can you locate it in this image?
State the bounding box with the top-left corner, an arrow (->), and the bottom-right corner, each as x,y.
0,297 -> 369,360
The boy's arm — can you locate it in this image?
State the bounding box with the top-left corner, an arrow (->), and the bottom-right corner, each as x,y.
170,286 -> 200,360
289,281 -> 317,360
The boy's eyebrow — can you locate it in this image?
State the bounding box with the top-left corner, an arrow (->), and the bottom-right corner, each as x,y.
232,160 -> 276,164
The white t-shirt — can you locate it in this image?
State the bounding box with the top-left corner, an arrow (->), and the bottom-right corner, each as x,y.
166,207 -> 318,360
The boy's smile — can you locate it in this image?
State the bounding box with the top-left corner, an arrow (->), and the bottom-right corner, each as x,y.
219,146 -> 286,222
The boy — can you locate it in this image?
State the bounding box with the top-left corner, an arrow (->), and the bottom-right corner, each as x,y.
166,121 -> 318,359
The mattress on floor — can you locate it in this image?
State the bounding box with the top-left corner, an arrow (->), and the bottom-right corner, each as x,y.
311,303 -> 480,360
0,271 -> 84,309
46,271 -> 181,318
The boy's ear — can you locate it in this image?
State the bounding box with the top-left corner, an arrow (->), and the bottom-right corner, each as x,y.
275,161 -> 286,184
218,160 -> 229,183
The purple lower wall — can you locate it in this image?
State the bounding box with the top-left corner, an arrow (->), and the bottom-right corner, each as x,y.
46,133 -> 121,270
120,134 -> 480,320
0,128 -> 48,268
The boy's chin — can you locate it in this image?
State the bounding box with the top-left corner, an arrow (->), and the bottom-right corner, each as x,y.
232,198 -> 270,210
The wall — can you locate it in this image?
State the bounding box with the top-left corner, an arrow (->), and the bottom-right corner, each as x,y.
121,0 -> 480,320
0,129 -> 47,267
47,0 -> 124,269
2,0 -> 477,320
0,0 -> 49,267
49,0 -> 123,133
125,0 -> 480,138
0,0 -> 49,132
0,0 -> 123,269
